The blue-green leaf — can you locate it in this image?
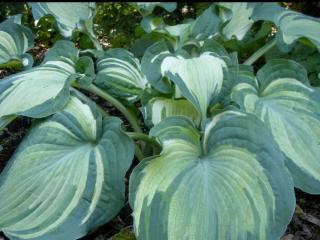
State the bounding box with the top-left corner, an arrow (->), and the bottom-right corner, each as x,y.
216,3 -> 256,40
162,52 -> 226,126
0,96 -> 134,240
95,48 -> 147,102
43,40 -> 79,63
141,40 -> 175,93
188,4 -> 221,41
253,3 -> 320,52
130,112 -> 295,240
200,40 -> 256,105
75,56 -> 95,86
29,3 -> 96,38
265,42 -> 320,86
0,18 -> 34,68
275,11 -> 320,52
141,97 -> 200,128
132,2 -> 177,16
231,59 -> 320,194
0,59 -> 76,119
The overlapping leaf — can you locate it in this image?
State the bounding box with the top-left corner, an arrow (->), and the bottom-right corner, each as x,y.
130,112 -> 295,240
0,59 -> 75,120
0,18 -> 34,68
265,42 -> 320,86
161,52 -> 226,126
231,59 -> 320,194
253,3 -> 320,52
43,40 -> 79,63
0,39 -> 99,126
29,3 -> 96,38
0,96 -> 134,239
95,48 -> 147,101
200,40 -> 255,105
138,4 -> 221,44
216,3 -> 256,40
141,97 -> 200,127
132,2 -> 177,16
141,40 -> 176,93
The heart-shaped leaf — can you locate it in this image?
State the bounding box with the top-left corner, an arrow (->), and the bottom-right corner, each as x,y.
130,111 -> 295,240
95,48 -> 147,102
162,52 -> 226,127
232,59 -> 320,194
0,96 -> 134,239
0,18 -> 34,68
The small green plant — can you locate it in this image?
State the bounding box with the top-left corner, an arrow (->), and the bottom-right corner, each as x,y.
0,2 -> 320,240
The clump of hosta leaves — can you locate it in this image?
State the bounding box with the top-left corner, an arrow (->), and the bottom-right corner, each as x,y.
0,2 -> 320,240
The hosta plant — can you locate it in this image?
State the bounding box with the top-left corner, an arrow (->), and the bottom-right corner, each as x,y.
0,2 -> 320,240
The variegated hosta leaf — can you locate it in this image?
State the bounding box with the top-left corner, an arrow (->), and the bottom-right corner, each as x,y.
206,3 -> 320,52
199,40 -> 271,107
28,2 -> 96,38
0,59 -> 75,119
44,40 -> 95,86
0,96 -> 135,240
142,4 -> 221,42
231,59 -> 320,194
95,48 -> 147,102
141,40 -> 176,93
161,52 -> 226,126
0,18 -> 34,68
132,2 -> 177,16
43,40 -> 79,63
252,3 -> 320,52
187,4 -> 221,41
139,4 -> 221,44
265,42 -> 320,86
216,3 -> 256,40
275,11 -> 320,52
141,97 -> 201,128
129,112 -> 295,240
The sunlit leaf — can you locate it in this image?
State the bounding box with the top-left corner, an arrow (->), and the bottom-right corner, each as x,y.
141,97 -> 200,127
29,3 -> 96,38
0,59 -> 75,120
95,48 -> 147,102
0,96 -> 134,239
130,112 -> 295,240
162,52 -> 226,126
232,59 -> 320,194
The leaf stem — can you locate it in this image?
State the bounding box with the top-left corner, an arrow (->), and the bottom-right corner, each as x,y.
73,83 -> 143,133
243,38 -> 277,66
134,144 -> 144,161
126,132 -> 161,149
